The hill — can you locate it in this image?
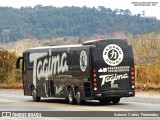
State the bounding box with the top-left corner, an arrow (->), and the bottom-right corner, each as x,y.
0,37 -> 82,55
0,6 -> 160,42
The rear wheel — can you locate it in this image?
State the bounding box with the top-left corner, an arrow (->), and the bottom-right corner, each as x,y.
75,89 -> 84,105
111,98 -> 120,104
68,88 -> 75,104
32,89 -> 41,102
99,99 -> 111,104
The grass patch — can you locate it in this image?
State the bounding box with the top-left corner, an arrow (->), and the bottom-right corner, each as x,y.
135,65 -> 160,90
0,82 -> 23,89
136,83 -> 160,90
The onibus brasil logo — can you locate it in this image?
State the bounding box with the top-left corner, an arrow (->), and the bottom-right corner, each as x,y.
103,44 -> 123,66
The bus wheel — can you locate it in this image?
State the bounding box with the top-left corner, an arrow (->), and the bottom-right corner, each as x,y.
68,88 -> 75,104
32,89 -> 41,102
75,89 -> 84,105
111,98 -> 120,104
99,99 -> 111,104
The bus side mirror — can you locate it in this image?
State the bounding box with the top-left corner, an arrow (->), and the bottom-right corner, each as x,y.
16,57 -> 23,69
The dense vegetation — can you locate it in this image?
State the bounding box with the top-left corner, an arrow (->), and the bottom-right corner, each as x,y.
128,33 -> 160,89
0,51 -> 21,83
0,5 -> 160,42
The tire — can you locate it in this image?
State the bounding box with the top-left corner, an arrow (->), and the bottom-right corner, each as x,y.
32,89 -> 41,102
75,89 -> 84,105
99,99 -> 111,104
111,98 -> 120,104
67,88 -> 75,104
64,98 -> 69,103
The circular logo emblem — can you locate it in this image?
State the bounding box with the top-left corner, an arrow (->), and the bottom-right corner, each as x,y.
103,44 -> 123,66
80,50 -> 87,72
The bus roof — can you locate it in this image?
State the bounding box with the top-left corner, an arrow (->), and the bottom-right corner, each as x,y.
83,39 -> 127,45
24,44 -> 84,53
24,39 -> 128,53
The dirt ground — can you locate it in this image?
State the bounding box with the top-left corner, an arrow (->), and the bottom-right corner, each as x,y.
135,89 -> 160,98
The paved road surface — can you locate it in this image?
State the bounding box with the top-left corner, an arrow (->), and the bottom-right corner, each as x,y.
0,89 -> 159,120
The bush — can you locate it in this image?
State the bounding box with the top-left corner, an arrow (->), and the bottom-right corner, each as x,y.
0,50 -> 22,83
129,32 -> 160,89
136,65 -> 160,88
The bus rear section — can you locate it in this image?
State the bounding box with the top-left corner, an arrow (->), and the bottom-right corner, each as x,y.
87,39 -> 135,103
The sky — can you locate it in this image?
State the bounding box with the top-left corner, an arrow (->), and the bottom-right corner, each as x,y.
0,0 -> 160,19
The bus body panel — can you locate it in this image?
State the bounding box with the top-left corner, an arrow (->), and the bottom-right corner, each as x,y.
22,46 -> 91,98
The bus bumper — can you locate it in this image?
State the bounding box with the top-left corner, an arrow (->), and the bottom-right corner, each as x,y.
92,90 -> 135,99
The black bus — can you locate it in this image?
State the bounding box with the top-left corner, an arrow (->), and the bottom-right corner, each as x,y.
16,39 -> 135,105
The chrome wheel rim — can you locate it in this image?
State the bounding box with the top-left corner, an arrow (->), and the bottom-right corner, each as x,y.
68,91 -> 73,102
32,90 -> 36,100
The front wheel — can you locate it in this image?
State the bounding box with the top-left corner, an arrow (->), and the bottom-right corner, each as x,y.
32,89 -> 41,102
